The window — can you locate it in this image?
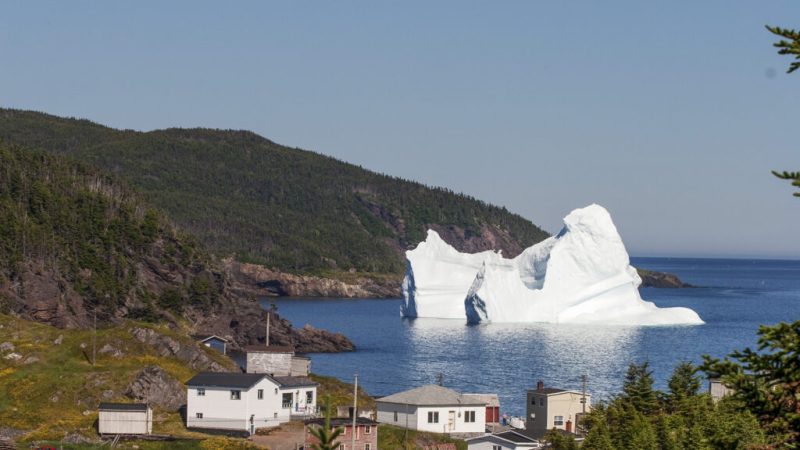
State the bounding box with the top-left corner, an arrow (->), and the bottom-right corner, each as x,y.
282,392 -> 293,408
274,388 -> 278,394
230,390 -> 241,400
196,413 -> 203,419
464,410 -> 476,423
492,446 -> 502,450
365,425 -> 372,434
554,415 -> 564,426
197,388 -> 205,396
258,389 -> 264,400
393,411 -> 398,422
339,445 -> 346,450
427,411 -> 439,423
365,445 -> 371,450
306,390 -> 314,404
274,412 -> 278,418
539,398 -> 544,407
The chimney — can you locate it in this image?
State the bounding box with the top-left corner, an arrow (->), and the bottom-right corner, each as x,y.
566,419 -> 573,434
536,380 -> 544,390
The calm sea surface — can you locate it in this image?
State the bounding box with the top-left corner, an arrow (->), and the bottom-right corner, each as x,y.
262,258 -> 800,416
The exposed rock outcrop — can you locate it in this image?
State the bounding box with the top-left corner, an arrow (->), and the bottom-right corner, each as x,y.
194,302 -> 355,353
225,259 -> 400,298
126,365 -> 185,411
129,327 -> 228,371
638,269 -> 693,288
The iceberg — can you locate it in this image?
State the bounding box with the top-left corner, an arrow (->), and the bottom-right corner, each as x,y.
401,204 -> 704,326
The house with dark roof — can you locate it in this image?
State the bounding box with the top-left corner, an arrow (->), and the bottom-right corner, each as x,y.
98,403 -> 152,435
466,430 -> 542,450
376,385 -> 487,435
186,372 -> 318,434
192,335 -> 229,355
525,381 -> 590,438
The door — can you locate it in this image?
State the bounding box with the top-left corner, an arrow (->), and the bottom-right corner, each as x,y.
448,410 -> 455,431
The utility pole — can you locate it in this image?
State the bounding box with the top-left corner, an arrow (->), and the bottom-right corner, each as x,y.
266,311 -> 270,347
351,374 -> 358,450
581,374 -> 587,414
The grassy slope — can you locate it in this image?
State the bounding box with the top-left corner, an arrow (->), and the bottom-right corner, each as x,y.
0,109 -> 550,275
0,314 -> 234,441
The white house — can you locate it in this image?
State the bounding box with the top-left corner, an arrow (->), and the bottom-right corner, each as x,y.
466,430 -> 542,450
98,403 -> 152,435
376,385 -> 487,435
186,372 -> 317,434
525,381 -> 590,438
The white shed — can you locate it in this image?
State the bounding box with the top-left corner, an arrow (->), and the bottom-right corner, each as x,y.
98,403 -> 152,435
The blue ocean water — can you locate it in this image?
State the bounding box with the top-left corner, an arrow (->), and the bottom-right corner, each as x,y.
264,258 -> 800,416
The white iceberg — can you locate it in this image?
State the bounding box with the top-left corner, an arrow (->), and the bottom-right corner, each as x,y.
401,204 -> 704,326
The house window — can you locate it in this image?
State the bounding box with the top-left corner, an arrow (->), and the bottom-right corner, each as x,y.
492,446 -> 502,450
339,445 -> 346,450
539,398 -> 544,407
230,390 -> 241,400
197,388 -> 205,396
464,410 -> 476,423
365,445 -> 371,450
393,411 -> 398,422
274,412 -> 278,418
275,388 -> 278,394
554,415 -> 564,426
427,411 -> 439,423
196,413 -> 203,419
282,393 -> 293,408
258,389 -> 264,400
365,425 -> 372,434
306,390 -> 314,404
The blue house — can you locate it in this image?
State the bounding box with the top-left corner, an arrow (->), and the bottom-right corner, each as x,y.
193,334 -> 229,355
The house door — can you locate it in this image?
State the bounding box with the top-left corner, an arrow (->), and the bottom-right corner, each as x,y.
448,410 -> 455,431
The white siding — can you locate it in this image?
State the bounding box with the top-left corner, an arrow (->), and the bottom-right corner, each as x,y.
187,378 -> 286,432
98,409 -> 152,435
377,402 -> 484,434
415,405 -> 485,434
467,435 -> 540,450
376,402 -> 418,430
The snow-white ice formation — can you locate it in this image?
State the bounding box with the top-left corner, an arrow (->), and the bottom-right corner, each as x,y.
401,204 -> 704,325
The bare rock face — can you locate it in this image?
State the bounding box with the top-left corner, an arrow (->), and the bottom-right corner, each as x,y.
129,327 -> 227,372
637,269 -> 693,288
428,223 -> 526,258
225,259 -> 401,299
126,365 -> 185,411
195,300 -> 355,353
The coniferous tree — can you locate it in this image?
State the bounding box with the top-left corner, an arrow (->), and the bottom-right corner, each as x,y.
667,361 -> 702,404
702,320 -> 800,446
582,418 -> 615,450
623,362 -> 659,416
766,26 -> 800,196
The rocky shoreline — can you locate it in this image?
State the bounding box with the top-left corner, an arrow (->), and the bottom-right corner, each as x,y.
226,259 -> 693,299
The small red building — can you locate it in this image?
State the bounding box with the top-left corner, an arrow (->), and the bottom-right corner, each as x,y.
304,417 -> 378,450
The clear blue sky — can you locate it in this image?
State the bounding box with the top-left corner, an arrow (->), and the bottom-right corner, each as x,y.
1,1 -> 798,259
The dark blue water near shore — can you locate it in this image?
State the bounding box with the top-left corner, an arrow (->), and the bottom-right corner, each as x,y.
263,257 -> 800,416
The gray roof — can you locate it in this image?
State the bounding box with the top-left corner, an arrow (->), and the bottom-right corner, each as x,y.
99,402 -> 149,412
463,393 -> 500,407
467,430 -> 540,446
377,385 -> 485,406
187,372 -> 268,388
275,376 -> 318,388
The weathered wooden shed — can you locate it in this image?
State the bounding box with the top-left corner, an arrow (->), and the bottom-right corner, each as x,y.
192,334 -> 229,355
98,402 -> 152,435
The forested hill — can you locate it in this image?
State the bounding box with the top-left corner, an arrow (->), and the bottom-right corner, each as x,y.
0,109 -> 550,275
0,142 -> 353,350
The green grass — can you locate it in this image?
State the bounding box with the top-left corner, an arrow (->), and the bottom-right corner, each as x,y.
0,314 -> 235,442
377,424 -> 468,450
